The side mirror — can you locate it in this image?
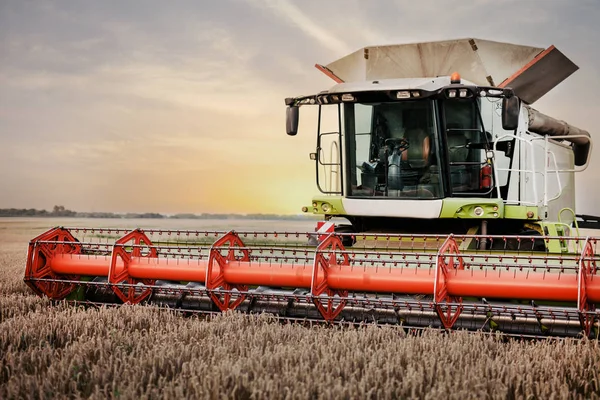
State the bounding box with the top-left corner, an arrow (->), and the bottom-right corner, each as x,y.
286,106 -> 299,136
501,96 -> 520,131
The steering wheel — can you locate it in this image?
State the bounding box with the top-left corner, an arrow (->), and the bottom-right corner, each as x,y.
385,138 -> 409,152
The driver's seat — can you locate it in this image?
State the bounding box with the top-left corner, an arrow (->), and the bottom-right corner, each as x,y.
402,128 -> 431,168
392,128 -> 431,188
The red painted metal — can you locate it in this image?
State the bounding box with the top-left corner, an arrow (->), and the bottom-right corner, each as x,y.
24,227 -> 81,299
315,64 -> 344,83
434,236 -> 464,329
25,228 -> 600,319
578,239 -> 597,336
480,164 -> 493,189
206,231 -> 249,311
51,254 -> 111,276
38,249 -> 600,303
316,221 -> 335,242
311,234 -> 349,321
128,258 -> 208,282
108,230 -> 157,304
224,261 -> 312,287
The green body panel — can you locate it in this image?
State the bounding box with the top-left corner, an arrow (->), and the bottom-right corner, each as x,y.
538,222 -> 572,253
308,197 -> 543,224
504,205 -> 539,220
439,198 -> 504,219
304,196 -> 574,254
307,196 -> 346,215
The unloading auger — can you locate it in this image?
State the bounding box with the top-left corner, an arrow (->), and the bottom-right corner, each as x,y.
25,227 -> 599,338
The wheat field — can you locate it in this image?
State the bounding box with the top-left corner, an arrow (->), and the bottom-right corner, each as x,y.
1,219 -> 599,399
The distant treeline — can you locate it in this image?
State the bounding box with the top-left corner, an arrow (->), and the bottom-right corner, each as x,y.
0,206 -> 316,221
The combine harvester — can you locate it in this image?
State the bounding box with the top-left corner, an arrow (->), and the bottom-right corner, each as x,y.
25,39 -> 599,338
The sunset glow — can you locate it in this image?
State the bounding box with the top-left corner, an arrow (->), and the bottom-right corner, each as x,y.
1,1 -> 599,214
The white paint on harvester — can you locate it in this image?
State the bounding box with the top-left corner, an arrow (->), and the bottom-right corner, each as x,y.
342,199 -> 443,219
316,220 -> 336,242
317,221 -> 335,233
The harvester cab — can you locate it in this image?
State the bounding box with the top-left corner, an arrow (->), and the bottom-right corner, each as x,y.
286,39 -> 592,251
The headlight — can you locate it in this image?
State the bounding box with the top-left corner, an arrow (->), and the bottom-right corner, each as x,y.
321,203 -> 331,213
473,206 -> 484,217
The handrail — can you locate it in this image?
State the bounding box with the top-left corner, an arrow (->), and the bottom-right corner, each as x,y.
329,141 -> 339,193
493,132 -> 586,208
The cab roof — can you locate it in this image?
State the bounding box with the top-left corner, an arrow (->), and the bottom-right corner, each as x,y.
325,76 -> 475,94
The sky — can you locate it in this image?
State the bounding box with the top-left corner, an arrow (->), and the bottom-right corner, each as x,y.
1,0 -> 599,215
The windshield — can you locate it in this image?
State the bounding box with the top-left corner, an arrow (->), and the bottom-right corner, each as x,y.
344,100 -> 442,198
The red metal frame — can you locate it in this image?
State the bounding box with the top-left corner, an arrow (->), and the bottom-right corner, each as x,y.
23,227 -> 600,336
206,231 -> 250,311
26,228 -> 600,304
314,64 -> 344,83
108,230 -> 157,304
24,227 -> 81,299
434,236 -> 464,329
311,234 -> 349,321
578,238 -> 597,336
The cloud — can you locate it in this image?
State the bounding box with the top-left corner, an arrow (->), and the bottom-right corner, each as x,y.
248,0 -> 352,55
1,26 -> 291,119
1,0 -> 600,215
